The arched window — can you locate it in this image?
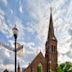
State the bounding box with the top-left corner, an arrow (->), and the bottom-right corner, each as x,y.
37,63 -> 43,72
52,45 -> 54,52
54,46 -> 56,52
52,45 -> 56,52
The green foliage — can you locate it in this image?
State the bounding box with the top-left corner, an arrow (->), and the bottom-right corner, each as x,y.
57,65 -> 64,72
37,62 -> 72,72
57,62 -> 72,72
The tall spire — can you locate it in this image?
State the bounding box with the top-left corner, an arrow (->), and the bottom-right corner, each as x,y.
45,8 -> 58,72
47,7 -> 55,40
18,63 -> 20,72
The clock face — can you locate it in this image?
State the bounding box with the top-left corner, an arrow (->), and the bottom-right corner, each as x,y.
49,60 -> 52,64
52,37 -> 55,40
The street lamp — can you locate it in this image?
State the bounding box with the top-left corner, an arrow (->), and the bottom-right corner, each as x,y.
12,26 -> 18,72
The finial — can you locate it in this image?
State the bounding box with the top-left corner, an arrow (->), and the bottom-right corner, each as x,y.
50,6 -> 52,13
18,62 -> 20,67
40,49 -> 41,53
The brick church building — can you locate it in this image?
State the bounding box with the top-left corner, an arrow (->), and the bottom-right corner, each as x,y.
23,9 -> 58,72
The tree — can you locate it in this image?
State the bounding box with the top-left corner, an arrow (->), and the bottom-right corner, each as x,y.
57,62 -> 72,72
57,65 -> 64,72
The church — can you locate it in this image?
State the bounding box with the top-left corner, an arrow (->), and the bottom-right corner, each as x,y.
22,9 -> 58,72
3,9 -> 58,72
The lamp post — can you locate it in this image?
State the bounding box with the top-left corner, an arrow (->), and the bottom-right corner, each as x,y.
12,26 -> 18,72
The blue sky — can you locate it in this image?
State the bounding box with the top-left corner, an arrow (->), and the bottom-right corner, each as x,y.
0,0 -> 72,71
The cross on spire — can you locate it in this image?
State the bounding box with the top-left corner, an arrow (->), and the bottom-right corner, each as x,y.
50,7 -> 52,13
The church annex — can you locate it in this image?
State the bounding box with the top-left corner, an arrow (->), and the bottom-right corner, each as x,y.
24,9 -> 58,72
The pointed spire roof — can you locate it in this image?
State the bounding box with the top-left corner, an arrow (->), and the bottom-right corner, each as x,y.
18,62 -> 20,72
47,7 -> 56,41
18,62 -> 20,68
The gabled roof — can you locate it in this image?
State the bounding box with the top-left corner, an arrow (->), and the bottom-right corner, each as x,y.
24,52 -> 45,71
31,51 -> 45,63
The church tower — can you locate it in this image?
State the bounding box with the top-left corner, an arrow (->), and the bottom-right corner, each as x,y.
18,63 -> 20,72
45,8 -> 58,72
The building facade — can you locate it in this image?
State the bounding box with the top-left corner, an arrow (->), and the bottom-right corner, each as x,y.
24,9 -> 58,72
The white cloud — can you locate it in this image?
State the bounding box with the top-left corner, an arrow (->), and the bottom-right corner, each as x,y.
0,64 -> 5,72
0,11 -> 11,38
58,54 -> 71,64
23,42 -> 40,57
0,64 -> 14,72
27,0 -> 72,63
6,64 -> 14,71
10,9 -> 13,15
0,9 -> 5,16
2,0 -> 8,6
19,5 -> 23,13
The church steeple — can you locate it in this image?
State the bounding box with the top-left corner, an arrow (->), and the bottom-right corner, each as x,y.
45,8 -> 58,72
47,8 -> 56,41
